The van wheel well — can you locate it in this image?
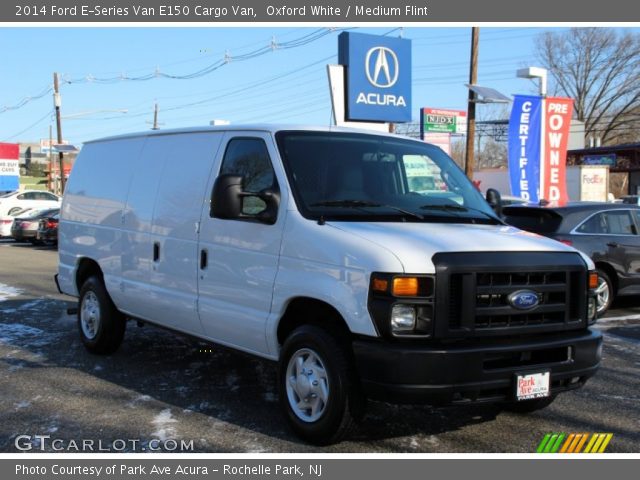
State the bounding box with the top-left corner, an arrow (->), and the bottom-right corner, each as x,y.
277,298 -> 351,346
594,262 -> 617,294
76,258 -> 103,291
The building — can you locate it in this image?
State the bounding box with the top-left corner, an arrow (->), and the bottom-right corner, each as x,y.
568,143 -> 640,198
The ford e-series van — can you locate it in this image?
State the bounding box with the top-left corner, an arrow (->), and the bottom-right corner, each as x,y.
57,126 -> 601,444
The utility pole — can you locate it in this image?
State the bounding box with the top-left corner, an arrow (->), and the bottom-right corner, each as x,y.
147,103 -> 163,130
152,103 -> 159,130
53,72 -> 65,194
464,27 -> 479,180
48,124 -> 53,192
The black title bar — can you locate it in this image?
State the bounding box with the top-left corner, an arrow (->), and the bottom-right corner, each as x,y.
5,0 -> 639,22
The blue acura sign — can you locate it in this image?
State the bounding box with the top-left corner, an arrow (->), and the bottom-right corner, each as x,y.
338,32 -> 412,123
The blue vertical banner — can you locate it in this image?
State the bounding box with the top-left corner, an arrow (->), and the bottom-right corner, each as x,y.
508,95 -> 542,203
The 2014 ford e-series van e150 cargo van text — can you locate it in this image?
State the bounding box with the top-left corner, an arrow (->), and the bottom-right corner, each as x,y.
56,125 -> 602,445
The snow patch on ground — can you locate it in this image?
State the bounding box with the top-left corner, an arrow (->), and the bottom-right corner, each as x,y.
14,401 -> 31,410
151,408 -> 178,441
0,323 -> 58,348
0,283 -> 22,302
126,394 -> 152,408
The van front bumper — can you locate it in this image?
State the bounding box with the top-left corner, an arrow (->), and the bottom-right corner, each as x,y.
352,329 -> 602,405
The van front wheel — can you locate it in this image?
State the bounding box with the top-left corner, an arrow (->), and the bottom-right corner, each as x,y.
279,325 -> 361,445
78,276 -> 125,354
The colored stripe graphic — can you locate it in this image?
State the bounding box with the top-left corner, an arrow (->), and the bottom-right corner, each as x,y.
537,433 -> 613,453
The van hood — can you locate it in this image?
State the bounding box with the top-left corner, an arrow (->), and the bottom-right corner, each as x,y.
327,221 -> 593,273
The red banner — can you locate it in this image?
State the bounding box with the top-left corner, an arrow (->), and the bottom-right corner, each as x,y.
541,97 -> 573,204
0,142 -> 19,160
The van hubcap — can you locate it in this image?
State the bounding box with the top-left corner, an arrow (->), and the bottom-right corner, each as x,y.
595,276 -> 610,314
80,291 -> 101,340
286,348 -> 329,423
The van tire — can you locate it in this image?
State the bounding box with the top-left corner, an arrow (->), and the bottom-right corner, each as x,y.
78,275 -> 126,355
503,395 -> 556,414
278,325 -> 362,445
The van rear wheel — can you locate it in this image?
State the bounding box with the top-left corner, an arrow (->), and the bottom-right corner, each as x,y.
78,275 -> 126,354
278,325 -> 362,445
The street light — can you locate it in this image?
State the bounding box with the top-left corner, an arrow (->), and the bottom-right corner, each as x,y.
517,67 -> 548,97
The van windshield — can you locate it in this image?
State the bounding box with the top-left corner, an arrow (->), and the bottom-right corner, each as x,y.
275,131 -> 499,224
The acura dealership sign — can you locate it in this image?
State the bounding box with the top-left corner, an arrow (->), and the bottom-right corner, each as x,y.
338,32 -> 412,122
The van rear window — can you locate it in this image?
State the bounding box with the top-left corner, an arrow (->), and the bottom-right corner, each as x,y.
503,208 -> 563,234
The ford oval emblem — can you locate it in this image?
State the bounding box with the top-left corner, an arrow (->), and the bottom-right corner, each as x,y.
507,290 -> 540,310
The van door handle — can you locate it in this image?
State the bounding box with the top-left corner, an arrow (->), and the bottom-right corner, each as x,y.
200,249 -> 208,270
153,242 -> 160,261
607,242 -> 619,248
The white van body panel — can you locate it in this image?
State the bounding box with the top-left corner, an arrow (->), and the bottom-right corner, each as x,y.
59,137 -> 146,299
197,131 -> 287,357
325,222 -> 592,274
265,211 -> 404,355
139,132 -> 223,336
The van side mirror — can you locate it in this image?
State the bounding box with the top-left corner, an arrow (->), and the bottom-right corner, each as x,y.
211,174 -> 279,224
486,188 -> 502,217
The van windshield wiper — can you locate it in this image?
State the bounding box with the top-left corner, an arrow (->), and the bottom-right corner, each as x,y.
311,199 -> 424,221
419,203 -> 503,223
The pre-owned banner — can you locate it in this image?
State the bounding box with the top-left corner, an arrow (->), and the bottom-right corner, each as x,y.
508,95 -> 542,203
542,97 -> 573,204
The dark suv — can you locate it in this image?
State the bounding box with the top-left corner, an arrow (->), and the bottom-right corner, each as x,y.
503,203 -> 640,314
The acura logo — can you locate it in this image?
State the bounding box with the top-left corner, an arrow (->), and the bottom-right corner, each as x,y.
365,46 -> 399,88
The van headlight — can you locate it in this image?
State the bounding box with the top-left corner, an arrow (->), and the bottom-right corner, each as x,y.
369,273 -> 435,338
391,305 -> 416,333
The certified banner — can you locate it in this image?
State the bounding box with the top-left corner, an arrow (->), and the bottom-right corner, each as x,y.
542,97 -> 573,204
508,95 -> 542,203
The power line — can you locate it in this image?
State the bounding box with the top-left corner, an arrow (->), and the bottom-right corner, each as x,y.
0,29 -> 346,116
1,109 -> 53,142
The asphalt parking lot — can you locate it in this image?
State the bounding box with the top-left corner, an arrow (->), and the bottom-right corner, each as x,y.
1,240 -> 639,453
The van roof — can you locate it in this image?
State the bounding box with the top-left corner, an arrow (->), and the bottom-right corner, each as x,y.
84,124 -> 404,145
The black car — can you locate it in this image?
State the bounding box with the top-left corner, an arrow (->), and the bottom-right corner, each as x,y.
36,212 -> 60,245
503,202 -> 640,314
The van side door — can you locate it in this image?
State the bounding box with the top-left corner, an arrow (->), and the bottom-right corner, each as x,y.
197,132 -> 287,356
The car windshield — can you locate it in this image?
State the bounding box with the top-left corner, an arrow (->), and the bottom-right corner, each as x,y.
276,131 -> 499,224
0,191 -> 17,198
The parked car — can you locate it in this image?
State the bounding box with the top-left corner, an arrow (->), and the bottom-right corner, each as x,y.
503,202 -> 640,314
0,190 -> 60,216
11,208 -> 60,243
620,195 -> 640,205
58,125 -> 601,444
36,213 -> 60,245
0,207 -> 31,238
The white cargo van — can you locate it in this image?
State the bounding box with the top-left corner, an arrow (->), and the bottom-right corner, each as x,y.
57,126 -> 602,444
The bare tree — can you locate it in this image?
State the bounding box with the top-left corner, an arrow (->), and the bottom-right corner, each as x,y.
536,28 -> 640,145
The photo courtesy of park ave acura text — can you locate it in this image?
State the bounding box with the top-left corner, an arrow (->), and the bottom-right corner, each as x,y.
0,13 -> 639,454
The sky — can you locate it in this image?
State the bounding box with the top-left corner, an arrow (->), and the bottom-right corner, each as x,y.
0,26 -> 636,146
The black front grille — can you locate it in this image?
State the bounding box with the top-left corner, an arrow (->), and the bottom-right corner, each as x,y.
434,252 -> 588,338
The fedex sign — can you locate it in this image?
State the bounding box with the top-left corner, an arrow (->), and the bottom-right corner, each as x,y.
338,32 -> 412,122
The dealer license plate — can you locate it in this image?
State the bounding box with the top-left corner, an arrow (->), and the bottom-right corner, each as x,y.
516,372 -> 550,401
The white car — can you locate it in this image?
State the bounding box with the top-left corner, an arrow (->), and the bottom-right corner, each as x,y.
0,190 -> 61,216
0,208 -> 31,237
